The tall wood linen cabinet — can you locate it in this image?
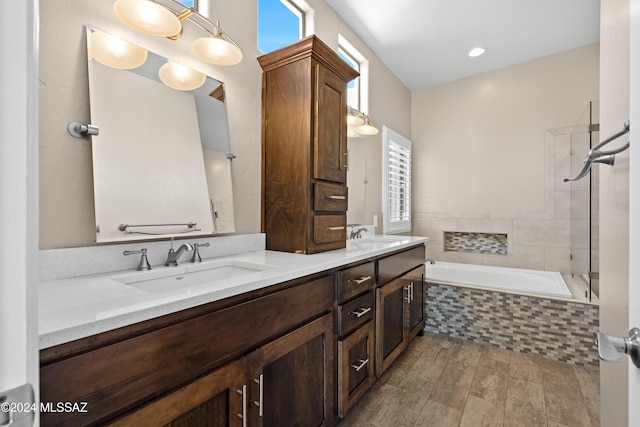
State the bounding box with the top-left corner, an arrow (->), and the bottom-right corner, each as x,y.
258,35 -> 359,254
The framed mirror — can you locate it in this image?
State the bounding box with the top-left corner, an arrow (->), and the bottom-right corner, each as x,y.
86,26 -> 235,242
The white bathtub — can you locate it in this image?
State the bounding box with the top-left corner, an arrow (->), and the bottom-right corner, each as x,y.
424,261 -> 572,299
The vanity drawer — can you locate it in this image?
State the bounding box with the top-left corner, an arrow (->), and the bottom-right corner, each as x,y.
338,260 -> 375,303
313,214 -> 346,244
337,320 -> 374,416
377,245 -> 426,286
314,182 -> 348,211
338,291 -> 374,337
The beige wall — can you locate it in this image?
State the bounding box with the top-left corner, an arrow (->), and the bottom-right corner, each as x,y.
411,44 -> 599,271
599,0 -> 630,424
38,0 -> 411,248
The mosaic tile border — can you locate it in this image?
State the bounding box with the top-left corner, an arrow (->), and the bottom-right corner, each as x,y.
444,231 -> 508,255
425,282 -> 599,366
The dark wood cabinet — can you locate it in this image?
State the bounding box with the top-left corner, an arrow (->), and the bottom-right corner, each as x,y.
375,247 -> 425,377
336,261 -> 376,417
247,313 -> 335,426
258,35 -> 359,254
106,358 -> 246,427
40,273 -> 335,427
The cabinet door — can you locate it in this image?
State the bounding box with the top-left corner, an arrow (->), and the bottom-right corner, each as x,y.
247,313 -> 336,427
338,321 -> 375,417
314,64 -> 347,184
106,358 -> 246,427
408,265 -> 425,338
375,277 -> 408,377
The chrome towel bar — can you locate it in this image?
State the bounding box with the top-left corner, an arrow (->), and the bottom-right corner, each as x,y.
564,121 -> 630,182
118,222 -> 201,235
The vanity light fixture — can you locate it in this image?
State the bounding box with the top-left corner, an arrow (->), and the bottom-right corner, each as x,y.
468,46 -> 486,57
349,108 -> 379,136
89,27 -> 148,69
158,61 -> 206,90
113,0 -> 243,66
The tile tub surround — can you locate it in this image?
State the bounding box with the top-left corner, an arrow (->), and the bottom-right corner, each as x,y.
425,282 -> 599,366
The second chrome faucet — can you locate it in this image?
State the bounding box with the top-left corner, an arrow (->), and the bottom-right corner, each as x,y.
164,241 -> 211,266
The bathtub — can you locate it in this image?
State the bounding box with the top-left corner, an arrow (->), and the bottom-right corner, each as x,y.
424,261 -> 572,299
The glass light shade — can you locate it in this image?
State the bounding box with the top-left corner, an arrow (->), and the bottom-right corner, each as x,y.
114,0 -> 182,37
158,61 -> 206,91
354,118 -> 379,136
468,47 -> 486,57
347,114 -> 365,126
192,36 -> 243,66
89,29 -> 148,69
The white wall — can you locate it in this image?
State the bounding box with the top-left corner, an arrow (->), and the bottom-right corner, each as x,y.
411,44 -> 599,271
38,0 -> 411,248
599,0 -> 630,424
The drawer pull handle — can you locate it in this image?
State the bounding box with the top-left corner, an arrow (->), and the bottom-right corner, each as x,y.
404,286 -> 411,303
328,226 -> 345,231
253,374 -> 263,417
236,385 -> 247,427
326,195 -> 346,200
350,358 -> 369,372
351,307 -> 372,318
350,275 -> 372,285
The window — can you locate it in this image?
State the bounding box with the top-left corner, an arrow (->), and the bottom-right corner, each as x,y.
382,126 -> 412,234
258,0 -> 306,53
338,35 -> 366,111
181,0 -> 196,7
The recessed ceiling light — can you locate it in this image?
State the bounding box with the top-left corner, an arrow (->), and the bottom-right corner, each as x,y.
468,47 -> 486,58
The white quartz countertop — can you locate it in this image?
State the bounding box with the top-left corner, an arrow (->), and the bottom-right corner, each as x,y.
39,235 -> 427,350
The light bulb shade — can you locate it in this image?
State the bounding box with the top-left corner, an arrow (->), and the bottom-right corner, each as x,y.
347,114 -> 365,126
354,118 -> 379,136
158,61 -> 206,90
89,29 -> 148,69
114,0 -> 182,37
192,36 -> 243,65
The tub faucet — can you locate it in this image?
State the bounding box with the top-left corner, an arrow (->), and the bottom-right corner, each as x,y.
426,258 -> 436,265
165,242 -> 194,266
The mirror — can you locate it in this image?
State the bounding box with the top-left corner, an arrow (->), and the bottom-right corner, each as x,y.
86,26 -> 235,242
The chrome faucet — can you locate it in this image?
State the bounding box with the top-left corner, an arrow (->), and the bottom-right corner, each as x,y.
426,258 -> 436,265
165,242 -> 194,266
350,227 -> 368,239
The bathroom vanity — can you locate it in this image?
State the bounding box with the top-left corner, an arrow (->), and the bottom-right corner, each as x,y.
38,236 -> 426,426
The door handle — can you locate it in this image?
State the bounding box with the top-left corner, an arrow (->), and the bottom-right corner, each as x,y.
350,307 -> 372,318
595,327 -> 640,368
0,383 -> 34,427
236,385 -> 247,427
350,358 -> 369,372
252,374 -> 263,417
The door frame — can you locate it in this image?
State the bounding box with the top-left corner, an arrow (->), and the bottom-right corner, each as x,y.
0,0 -> 40,425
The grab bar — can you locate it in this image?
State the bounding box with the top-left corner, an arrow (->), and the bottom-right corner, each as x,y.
118,222 -> 201,235
564,121 -> 630,182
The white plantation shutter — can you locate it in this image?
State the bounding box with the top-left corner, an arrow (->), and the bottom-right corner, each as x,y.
382,126 -> 412,234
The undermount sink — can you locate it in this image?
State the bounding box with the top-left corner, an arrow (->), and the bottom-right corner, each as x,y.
112,260 -> 275,294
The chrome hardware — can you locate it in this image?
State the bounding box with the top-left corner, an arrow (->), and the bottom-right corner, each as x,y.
409,282 -> 414,301
404,285 -> 411,303
190,242 -> 211,263
226,152 -> 236,160
123,248 -> 152,271
564,121 -> 630,182
350,358 -> 369,372
349,227 -> 368,239
426,258 -> 436,265
0,383 -> 35,427
67,121 -> 99,138
236,385 -> 247,427
351,307 -> 372,318
350,276 -> 371,285
596,327 -> 640,368
328,226 -> 345,231
326,195 -> 346,200
164,242 -> 194,266
344,151 -> 348,169
118,222 -> 201,235
253,374 -> 263,417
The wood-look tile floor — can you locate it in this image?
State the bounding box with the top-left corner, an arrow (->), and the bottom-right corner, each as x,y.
339,332 -> 600,427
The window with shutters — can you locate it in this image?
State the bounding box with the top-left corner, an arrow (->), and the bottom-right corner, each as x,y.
382,126 -> 412,234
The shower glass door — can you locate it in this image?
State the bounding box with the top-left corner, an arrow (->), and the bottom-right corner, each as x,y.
569,100 -> 599,301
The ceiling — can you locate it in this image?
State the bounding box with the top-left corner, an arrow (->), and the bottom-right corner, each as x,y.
324,0 -> 601,91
